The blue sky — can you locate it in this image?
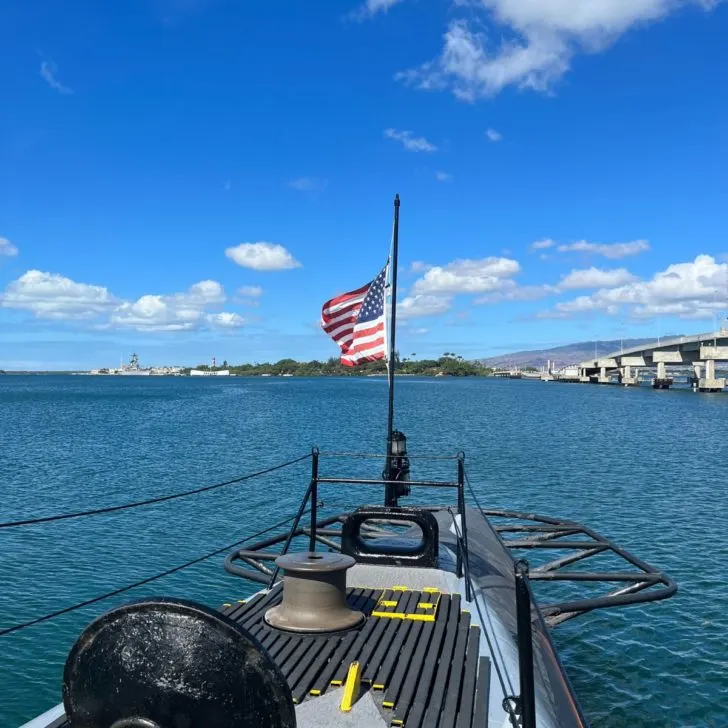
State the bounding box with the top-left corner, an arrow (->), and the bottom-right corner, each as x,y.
1,0 -> 726,369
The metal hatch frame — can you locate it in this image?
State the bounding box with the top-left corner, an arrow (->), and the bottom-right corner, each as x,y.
480,508 -> 677,627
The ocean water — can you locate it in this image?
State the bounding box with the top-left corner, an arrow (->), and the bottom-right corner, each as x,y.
0,375 -> 726,727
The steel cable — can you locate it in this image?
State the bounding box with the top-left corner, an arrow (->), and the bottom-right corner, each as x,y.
0,453 -> 311,529
0,511 -> 305,637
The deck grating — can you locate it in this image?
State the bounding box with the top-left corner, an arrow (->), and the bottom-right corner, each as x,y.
46,586 -> 489,728
437,612 -> 472,728
456,627 -> 481,728
396,596 -> 452,728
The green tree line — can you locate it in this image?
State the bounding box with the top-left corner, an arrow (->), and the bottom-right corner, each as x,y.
191,353 -> 493,377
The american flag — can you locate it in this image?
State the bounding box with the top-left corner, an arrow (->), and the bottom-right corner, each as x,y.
321,264 -> 389,367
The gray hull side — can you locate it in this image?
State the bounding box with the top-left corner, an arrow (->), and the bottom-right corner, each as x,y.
436,507 -> 588,728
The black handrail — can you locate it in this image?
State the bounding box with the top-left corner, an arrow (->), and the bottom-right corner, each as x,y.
309,448 -> 319,552
315,477 -> 458,488
514,561 -> 537,728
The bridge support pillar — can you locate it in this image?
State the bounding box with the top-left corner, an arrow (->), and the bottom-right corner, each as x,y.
653,361 -> 673,389
597,366 -> 610,384
698,359 -> 725,392
621,365 -> 639,386
578,368 -> 590,383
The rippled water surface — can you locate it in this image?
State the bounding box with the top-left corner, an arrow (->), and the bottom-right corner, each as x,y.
1,376 -> 726,727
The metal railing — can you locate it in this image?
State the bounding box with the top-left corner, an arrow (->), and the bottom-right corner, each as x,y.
224,448 -> 469,587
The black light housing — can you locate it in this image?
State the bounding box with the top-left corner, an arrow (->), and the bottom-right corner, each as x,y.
384,430 -> 411,506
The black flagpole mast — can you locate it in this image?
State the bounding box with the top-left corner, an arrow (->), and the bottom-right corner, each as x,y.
384,194 -> 400,506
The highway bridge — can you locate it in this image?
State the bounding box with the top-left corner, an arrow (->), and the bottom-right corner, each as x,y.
566,329 -> 728,391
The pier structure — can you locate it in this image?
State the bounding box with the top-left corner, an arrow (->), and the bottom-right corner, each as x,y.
570,330 -> 728,392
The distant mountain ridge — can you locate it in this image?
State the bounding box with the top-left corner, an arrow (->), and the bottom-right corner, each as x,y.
478,338 -> 668,369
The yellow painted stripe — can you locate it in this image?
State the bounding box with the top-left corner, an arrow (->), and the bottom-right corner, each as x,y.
331,680 -> 343,686
340,661 -> 361,713
310,689 -> 321,696
383,700 -> 395,708
372,610 -> 406,619
373,683 -> 384,690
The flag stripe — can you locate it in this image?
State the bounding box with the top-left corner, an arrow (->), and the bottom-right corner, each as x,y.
325,317 -> 359,339
322,306 -> 360,329
345,336 -> 385,355
341,343 -> 386,363
325,283 -> 369,309
322,292 -> 367,317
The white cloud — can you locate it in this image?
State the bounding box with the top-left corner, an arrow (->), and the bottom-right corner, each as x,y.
288,177 -> 328,192
353,0 -> 405,19
397,1 -> 719,99
110,280 -> 233,332
0,237 -> 18,257
111,295 -> 199,331
399,294 -> 453,318
1,271 -> 247,333
410,261 -> 430,273
435,171 -> 452,182
207,312 -> 245,328
412,257 -> 521,294
0,270 -> 116,319
540,255 -> 728,320
530,238 -> 554,251
486,128 -> 502,141
384,128 -> 437,152
180,280 -> 226,304
476,283 -> 551,303
237,285 -> 263,298
557,266 -> 638,290
40,61 -> 73,94
556,239 -> 650,258
225,242 -> 302,270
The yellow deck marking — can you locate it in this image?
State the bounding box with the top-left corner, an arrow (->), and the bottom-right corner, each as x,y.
340,661 -> 361,712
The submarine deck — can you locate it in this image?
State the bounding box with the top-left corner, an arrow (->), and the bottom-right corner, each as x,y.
45,572 -> 490,728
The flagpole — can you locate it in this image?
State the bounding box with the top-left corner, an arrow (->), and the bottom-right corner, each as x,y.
384,194 -> 400,506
